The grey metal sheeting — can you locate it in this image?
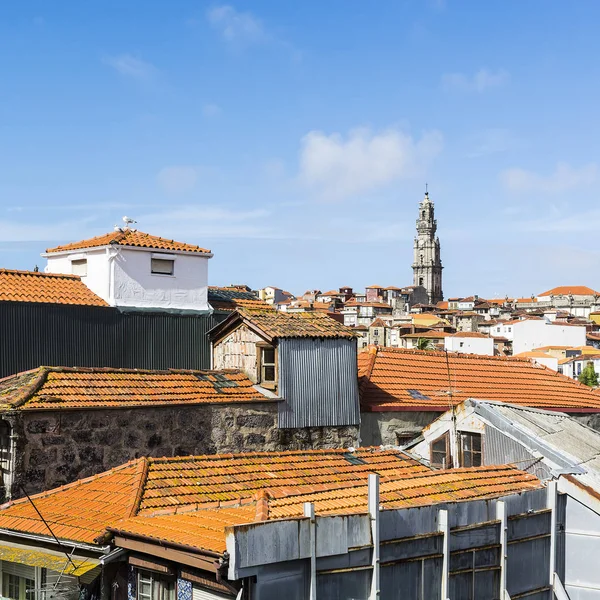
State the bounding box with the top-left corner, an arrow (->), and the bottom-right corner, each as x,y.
277,337 -> 361,428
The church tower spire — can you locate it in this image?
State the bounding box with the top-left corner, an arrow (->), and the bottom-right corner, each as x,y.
412,187 -> 443,304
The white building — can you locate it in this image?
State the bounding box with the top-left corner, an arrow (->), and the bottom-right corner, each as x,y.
513,351 -> 559,371
444,332 -> 494,356
43,225 -> 213,311
559,354 -> 600,379
511,318 -> 586,355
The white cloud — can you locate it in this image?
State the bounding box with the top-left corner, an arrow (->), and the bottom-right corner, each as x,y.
501,162 -> 598,193
517,209 -> 600,234
206,5 -> 264,44
202,103 -> 222,118
442,68 -> 509,93
103,54 -> 157,80
298,127 -> 443,201
157,167 -> 200,195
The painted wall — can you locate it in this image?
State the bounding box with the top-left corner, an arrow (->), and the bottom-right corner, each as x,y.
46,246 -> 211,310
512,320 -> 586,355
444,336 -> 494,356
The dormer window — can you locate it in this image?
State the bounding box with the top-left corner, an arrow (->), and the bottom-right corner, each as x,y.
71,258 -> 87,277
257,343 -> 277,389
151,258 -> 174,275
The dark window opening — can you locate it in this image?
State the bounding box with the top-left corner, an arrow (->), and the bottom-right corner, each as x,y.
431,432 -> 452,469
460,432 -> 482,467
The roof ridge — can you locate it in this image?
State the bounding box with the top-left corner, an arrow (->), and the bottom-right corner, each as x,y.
128,457 -> 149,517
8,367 -> 49,408
375,346 -> 535,363
0,269 -> 82,280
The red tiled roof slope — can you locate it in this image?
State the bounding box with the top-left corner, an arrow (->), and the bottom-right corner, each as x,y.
0,449 -> 540,553
0,269 -> 107,307
539,285 -> 600,297
0,460 -> 144,543
0,367 -> 270,410
359,346 -> 600,411
46,229 -> 211,254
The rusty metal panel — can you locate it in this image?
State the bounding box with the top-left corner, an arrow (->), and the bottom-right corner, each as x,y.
277,337 -> 360,428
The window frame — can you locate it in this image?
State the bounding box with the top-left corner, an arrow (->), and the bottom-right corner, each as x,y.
137,569 -> 175,600
256,343 -> 277,390
70,258 -> 88,277
460,431 -> 483,467
430,431 -> 452,469
150,257 -> 175,276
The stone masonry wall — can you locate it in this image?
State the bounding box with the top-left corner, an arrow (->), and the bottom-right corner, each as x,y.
12,403 -> 359,498
213,326 -> 263,382
360,410 -> 439,446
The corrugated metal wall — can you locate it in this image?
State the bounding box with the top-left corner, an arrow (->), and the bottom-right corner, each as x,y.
0,302 -> 224,377
277,337 -> 361,428
485,425 -> 552,480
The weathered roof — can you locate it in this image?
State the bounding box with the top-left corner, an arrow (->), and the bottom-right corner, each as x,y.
358,346 -> 600,411
207,286 -> 268,312
46,229 -> 211,255
464,399 -> 600,489
0,269 -> 107,307
210,308 -> 356,342
0,367 -> 270,410
0,448 -> 540,554
539,285 -> 600,297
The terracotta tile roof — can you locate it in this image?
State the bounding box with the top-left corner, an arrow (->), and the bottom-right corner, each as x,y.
370,318 -> 387,328
365,285 -> 384,289
539,286 -> 600,297
401,330 -> 449,339
211,308 -> 356,341
358,346 -> 600,411
0,269 -> 107,307
46,229 -> 211,255
0,460 -> 144,543
0,449 -> 540,554
344,300 -> 392,309
0,367 -> 270,410
268,465 -> 540,518
436,302 -> 449,309
108,507 -> 256,554
207,287 -> 269,312
450,332 -> 489,338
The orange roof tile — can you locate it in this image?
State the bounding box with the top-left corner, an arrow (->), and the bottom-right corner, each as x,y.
450,332 -> 489,338
46,229 -> 211,255
211,308 -> 356,341
0,269 -> 107,307
0,459 -> 144,544
358,346 -> 600,411
0,367 -> 271,410
539,286 -> 600,297
0,449 -> 540,554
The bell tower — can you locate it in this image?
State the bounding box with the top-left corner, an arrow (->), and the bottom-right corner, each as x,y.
412,187 -> 443,304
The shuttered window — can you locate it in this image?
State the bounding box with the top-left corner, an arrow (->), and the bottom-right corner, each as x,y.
151,259 -> 174,276
1,562 -> 35,600
191,585 -> 230,600
71,259 -> 87,277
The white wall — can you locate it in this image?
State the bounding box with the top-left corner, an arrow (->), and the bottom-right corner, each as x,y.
512,320 -> 586,355
46,248 -> 111,300
444,335 -> 494,356
46,245 -> 210,310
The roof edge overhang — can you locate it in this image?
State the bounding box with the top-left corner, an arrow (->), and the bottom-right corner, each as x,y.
111,533 -> 223,573
208,312 -> 272,345
42,245 -> 213,259
0,527 -> 109,555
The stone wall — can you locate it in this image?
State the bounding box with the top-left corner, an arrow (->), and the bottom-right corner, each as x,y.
360,410 -> 439,446
11,403 -> 359,497
213,326 -> 264,382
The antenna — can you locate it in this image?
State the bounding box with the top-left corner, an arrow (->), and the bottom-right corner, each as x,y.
425,182 -> 428,195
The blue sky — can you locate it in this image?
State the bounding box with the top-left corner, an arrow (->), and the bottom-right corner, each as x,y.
1,1 -> 599,298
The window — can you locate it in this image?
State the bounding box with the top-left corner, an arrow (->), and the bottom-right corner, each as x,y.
137,570 -> 174,600
431,432 -> 452,469
257,345 -> 277,388
460,432 -> 482,467
459,342 -> 464,348
151,258 -> 174,275
373,329 -> 379,336
71,259 -> 87,277
419,277 -> 424,286
507,327 -> 512,333
2,573 -> 34,600
396,432 -> 416,446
